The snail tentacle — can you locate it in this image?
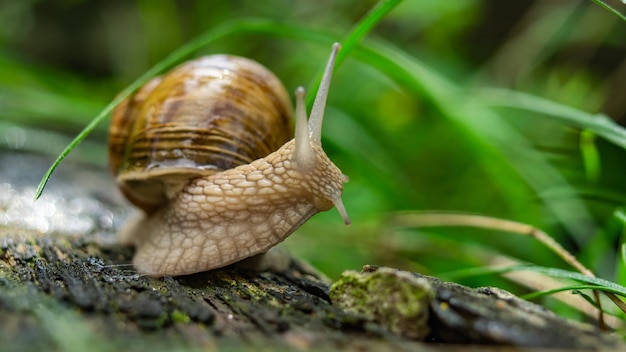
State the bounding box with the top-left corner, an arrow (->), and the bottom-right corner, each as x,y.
293,87 -> 316,172
309,42 -> 341,144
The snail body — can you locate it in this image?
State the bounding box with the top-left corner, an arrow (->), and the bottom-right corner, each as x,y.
109,44 -> 349,277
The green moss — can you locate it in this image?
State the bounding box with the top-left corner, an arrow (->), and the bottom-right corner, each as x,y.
171,310 -> 190,324
329,267 -> 433,340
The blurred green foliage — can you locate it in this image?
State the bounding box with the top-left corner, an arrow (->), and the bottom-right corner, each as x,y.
2,0 -> 626,323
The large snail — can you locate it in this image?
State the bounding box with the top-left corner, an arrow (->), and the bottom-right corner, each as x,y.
108,43 -> 350,277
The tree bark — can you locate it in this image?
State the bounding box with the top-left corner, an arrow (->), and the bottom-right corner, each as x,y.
0,230 -> 419,351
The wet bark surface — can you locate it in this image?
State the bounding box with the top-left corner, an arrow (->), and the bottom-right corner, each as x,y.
1,152 -> 624,351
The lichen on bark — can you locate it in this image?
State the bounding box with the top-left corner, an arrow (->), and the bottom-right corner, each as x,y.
330,266 -> 433,340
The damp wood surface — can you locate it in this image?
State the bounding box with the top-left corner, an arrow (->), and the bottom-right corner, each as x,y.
1,152 -> 624,351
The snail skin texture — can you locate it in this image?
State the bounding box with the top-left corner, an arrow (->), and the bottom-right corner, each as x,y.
109,43 -> 350,277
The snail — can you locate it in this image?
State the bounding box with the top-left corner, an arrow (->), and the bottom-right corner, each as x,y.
108,43 -> 350,277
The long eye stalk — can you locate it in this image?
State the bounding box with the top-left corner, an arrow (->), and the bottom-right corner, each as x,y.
309,43 -> 341,144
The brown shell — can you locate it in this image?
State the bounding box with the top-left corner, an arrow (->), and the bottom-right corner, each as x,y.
108,55 -> 294,214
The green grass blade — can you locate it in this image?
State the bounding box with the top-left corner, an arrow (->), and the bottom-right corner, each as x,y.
305,0 -> 403,106
580,130 -> 601,183
477,88 -> 626,149
505,265 -> 626,297
0,121 -> 105,166
443,264 -> 626,299
33,95 -> 124,200
521,266 -> 626,294
623,242 -> 626,267
521,284 -> 626,300
590,0 -> 626,22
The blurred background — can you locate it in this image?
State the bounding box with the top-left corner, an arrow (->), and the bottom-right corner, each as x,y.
1,0 -> 626,322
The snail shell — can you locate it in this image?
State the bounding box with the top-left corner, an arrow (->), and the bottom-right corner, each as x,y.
109,44 -> 349,277
109,55 -> 293,214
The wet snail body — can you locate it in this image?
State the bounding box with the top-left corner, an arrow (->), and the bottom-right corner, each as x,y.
109,44 -> 349,277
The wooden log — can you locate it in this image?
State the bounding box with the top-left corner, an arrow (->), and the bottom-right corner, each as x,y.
1,152 -> 623,351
